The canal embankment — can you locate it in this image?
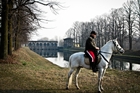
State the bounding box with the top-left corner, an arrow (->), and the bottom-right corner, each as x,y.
0,47 -> 140,93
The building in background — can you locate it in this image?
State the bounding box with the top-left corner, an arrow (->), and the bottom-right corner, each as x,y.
26,41 -> 58,57
63,38 -> 73,48
27,41 -> 58,50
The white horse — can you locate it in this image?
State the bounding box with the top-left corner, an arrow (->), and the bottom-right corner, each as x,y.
66,38 -> 124,93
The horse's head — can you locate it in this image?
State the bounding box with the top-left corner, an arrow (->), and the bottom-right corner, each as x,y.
112,38 -> 125,54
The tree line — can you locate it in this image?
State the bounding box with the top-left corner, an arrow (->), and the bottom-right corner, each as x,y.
0,0 -> 62,59
65,0 -> 140,50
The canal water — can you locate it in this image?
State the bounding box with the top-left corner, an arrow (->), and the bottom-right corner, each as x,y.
46,52 -> 69,68
32,49 -> 140,71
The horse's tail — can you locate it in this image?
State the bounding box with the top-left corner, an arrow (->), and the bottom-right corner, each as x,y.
68,72 -> 73,86
66,55 -> 73,88
69,55 -> 72,67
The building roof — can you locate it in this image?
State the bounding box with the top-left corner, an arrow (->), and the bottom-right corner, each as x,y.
28,41 -> 58,42
63,38 -> 73,40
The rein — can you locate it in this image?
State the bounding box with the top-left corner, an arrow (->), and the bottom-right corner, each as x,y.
99,51 -> 112,54
98,40 -> 113,63
98,40 -> 121,64
98,51 -> 111,63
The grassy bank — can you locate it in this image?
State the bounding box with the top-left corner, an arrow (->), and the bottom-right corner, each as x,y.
0,47 -> 140,93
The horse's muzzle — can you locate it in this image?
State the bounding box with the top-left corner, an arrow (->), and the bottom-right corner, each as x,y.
120,49 -> 125,54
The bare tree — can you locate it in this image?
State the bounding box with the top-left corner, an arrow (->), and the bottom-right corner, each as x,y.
1,0 -> 9,59
64,0 -> 140,50
65,28 -> 74,38
133,0 -> 140,37
123,0 -> 136,50
0,0 -> 62,59
80,22 -> 88,47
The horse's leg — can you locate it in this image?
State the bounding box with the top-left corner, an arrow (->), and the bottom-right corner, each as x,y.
100,68 -> 107,91
66,68 -> 75,90
98,68 -> 104,93
75,67 -> 81,89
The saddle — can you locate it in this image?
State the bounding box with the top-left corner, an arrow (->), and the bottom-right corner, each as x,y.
84,54 -> 101,65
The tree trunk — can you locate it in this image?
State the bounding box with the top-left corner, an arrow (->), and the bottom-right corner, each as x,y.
128,16 -> 132,50
8,18 -> 12,55
14,32 -> 19,50
129,29 -> 132,50
0,0 -> 9,59
8,0 -> 13,55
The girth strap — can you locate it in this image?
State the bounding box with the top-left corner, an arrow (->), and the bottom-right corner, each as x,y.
98,51 -> 110,63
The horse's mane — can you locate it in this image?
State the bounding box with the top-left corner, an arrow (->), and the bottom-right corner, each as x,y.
101,40 -> 113,49
106,40 -> 112,44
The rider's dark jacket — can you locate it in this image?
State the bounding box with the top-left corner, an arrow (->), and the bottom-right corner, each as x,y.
85,34 -> 98,72
85,35 -> 97,53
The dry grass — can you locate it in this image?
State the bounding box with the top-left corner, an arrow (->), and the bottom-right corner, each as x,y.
0,47 -> 140,93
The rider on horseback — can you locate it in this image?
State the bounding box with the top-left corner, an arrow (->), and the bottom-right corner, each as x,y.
85,31 -> 99,72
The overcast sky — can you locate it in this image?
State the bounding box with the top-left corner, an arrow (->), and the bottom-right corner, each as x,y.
30,0 -> 128,41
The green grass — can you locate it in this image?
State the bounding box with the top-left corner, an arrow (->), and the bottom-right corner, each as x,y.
0,47 -> 140,93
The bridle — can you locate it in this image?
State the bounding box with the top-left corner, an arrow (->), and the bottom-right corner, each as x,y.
99,40 -> 122,63
112,40 -> 123,52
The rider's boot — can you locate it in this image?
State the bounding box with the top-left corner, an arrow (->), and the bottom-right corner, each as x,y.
92,62 -> 98,72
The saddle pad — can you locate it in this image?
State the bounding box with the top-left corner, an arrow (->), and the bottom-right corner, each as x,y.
84,57 -> 90,65
84,56 -> 101,65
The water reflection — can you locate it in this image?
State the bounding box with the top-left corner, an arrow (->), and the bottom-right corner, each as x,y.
31,49 -> 57,57
63,51 -> 73,61
46,52 -> 69,68
111,59 -> 140,71
31,49 -> 140,71
31,49 -> 69,68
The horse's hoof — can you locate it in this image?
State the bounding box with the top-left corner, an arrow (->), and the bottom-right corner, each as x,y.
101,88 -> 104,91
98,91 -> 102,93
77,87 -> 80,90
66,87 -> 69,90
